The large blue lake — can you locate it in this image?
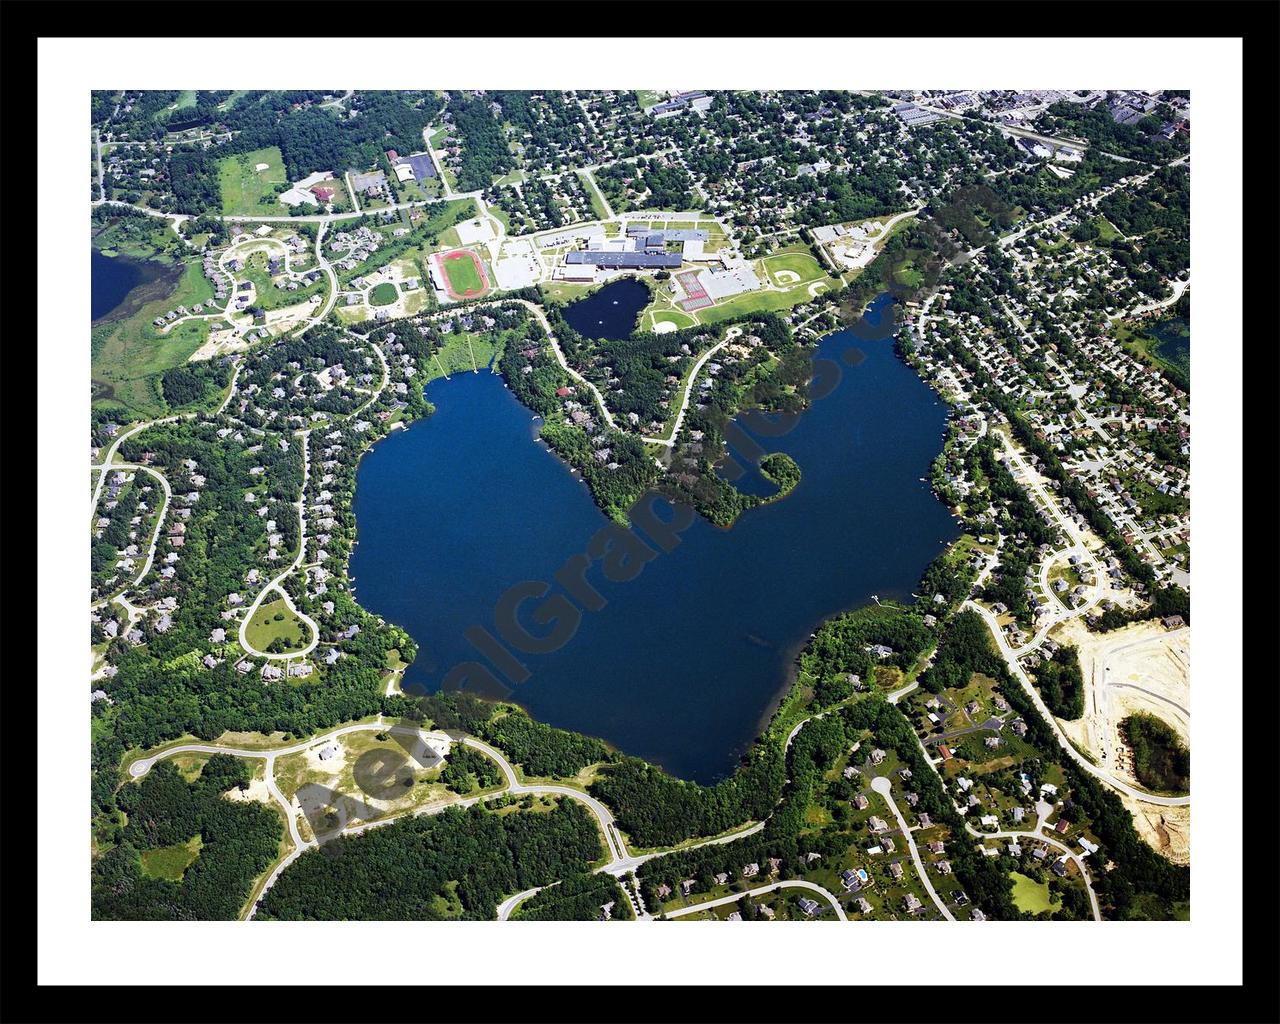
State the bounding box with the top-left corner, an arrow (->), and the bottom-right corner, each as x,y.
351,298 -> 958,782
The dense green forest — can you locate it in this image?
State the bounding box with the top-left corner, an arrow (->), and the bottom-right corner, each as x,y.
1122,713 -> 1189,794
758,452 -> 801,495
92,756 -> 282,920
440,745 -> 504,795
512,872 -> 632,921
1032,645 -> 1086,720
450,93 -> 514,192
256,799 -> 602,920
479,707 -> 613,779
1039,101 -> 1188,163
117,91 -> 445,215
160,360 -> 234,409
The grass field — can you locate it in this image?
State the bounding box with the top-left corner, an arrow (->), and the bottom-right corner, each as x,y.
441,250 -> 486,297
892,258 -> 925,288
650,309 -> 699,331
424,331 -> 502,381
1010,872 -> 1059,914
697,280 -> 834,324
218,90 -> 250,111
91,259 -> 216,421
539,280 -> 600,305
368,282 -> 399,306
760,250 -> 826,287
309,176 -> 353,212
1092,215 -> 1122,243
244,597 -> 310,654
140,835 -> 203,881
635,90 -> 666,111
578,171 -> 610,220
218,146 -> 287,216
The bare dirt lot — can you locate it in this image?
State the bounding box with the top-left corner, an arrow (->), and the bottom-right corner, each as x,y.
1122,795 -> 1190,866
1054,617 -> 1189,791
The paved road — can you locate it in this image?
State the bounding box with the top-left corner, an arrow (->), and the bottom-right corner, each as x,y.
509,299 -> 619,431
319,89 -> 353,110
912,101 -> 1090,154
642,327 -> 741,447
966,601 -> 1189,808
306,220 -> 339,327
965,822 -> 1101,921
237,430 -> 320,660
662,879 -> 848,921
1125,275 -> 1189,319
496,886 -> 545,921
90,464 -> 172,610
215,362 -> 243,416
869,775 -> 956,921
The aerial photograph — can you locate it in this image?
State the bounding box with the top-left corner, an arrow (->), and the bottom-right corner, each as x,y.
87,86 -> 1192,925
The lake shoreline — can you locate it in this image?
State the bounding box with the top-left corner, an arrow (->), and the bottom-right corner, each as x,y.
91,245 -> 185,326
350,304 -> 958,784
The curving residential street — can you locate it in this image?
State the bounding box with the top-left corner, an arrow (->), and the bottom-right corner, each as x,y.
509,299 -> 619,430
965,821 -> 1101,922
642,327 -> 741,447
967,600 -> 1189,808
237,430 -> 320,660
662,879 -> 849,921
869,775 -> 956,921
90,463 -> 172,611
496,886 -> 546,921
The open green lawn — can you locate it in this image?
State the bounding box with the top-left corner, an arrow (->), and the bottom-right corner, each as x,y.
218,146 -> 288,216
218,90 -> 250,111
425,331 -> 502,381
244,598 -> 310,654
140,835 -> 203,881
635,90 -> 666,111
239,251 -> 326,312
1010,872 -> 1059,914
309,176 -> 353,212
442,251 -> 485,296
697,278 -> 835,324
578,171 -> 610,220
649,309 -> 699,331
761,249 -> 826,287
368,282 -> 399,306
1093,216 -> 1121,243
892,259 -> 925,288
539,280 -> 599,305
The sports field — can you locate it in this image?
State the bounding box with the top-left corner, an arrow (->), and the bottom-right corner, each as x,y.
437,249 -> 489,299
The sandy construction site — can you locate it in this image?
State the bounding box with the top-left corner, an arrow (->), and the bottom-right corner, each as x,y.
1054,617 -> 1189,851
1122,795 -> 1190,866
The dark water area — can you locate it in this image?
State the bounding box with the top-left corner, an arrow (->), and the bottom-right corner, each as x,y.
91,247 -> 177,324
351,298 -> 958,783
560,277 -> 650,340
1150,317 -> 1189,374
